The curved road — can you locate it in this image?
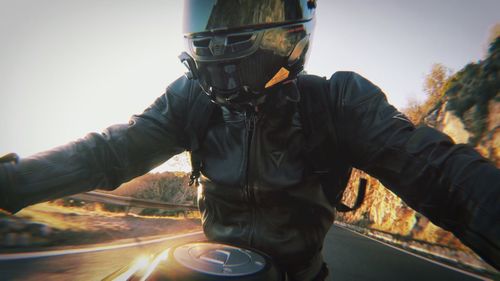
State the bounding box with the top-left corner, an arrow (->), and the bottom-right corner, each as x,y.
323,226 -> 490,281
0,226 -> 493,280
0,231 -> 206,280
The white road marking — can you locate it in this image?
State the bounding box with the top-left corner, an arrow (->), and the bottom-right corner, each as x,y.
0,231 -> 204,261
335,224 -> 492,281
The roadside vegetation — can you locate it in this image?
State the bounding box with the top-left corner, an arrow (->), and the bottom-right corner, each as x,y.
2,172 -> 201,250
109,171 -> 197,206
404,36 -> 499,145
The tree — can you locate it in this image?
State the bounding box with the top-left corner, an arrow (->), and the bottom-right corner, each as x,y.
485,23 -> 500,55
403,97 -> 425,124
403,63 -> 452,124
423,63 -> 452,105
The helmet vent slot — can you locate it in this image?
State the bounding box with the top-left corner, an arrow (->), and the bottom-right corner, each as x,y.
227,34 -> 253,45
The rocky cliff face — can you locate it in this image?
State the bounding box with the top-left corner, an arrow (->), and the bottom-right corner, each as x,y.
478,100 -> 500,167
433,98 -> 499,165
336,98 -> 499,255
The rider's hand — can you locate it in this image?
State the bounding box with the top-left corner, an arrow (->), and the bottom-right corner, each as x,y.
0,153 -> 19,214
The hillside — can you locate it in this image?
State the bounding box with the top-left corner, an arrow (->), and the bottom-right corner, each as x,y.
108,171 -> 197,206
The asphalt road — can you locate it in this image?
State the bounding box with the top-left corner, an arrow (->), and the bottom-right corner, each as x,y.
0,231 -> 206,281
323,226 -> 488,281
0,226 -> 491,281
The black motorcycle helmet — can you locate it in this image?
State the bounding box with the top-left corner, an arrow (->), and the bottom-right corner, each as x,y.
180,0 -> 317,108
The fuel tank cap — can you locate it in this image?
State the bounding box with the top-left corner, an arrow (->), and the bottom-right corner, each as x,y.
173,242 -> 266,277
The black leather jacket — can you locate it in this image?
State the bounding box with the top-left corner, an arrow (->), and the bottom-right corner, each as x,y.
1,72 -> 499,277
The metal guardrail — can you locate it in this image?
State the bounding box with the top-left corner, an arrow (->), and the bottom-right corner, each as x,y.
68,191 -> 198,211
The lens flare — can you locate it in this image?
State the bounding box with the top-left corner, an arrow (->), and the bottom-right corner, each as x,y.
140,249 -> 170,281
108,255 -> 151,281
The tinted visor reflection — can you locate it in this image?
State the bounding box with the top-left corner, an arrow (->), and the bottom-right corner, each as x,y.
183,0 -> 315,34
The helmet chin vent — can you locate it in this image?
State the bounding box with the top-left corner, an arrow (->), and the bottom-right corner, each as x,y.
193,39 -> 211,48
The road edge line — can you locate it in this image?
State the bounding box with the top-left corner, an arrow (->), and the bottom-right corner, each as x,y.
0,231 -> 204,261
334,224 -> 491,281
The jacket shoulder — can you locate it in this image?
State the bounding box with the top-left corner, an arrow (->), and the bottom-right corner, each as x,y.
166,75 -> 198,100
329,71 -> 386,106
298,71 -> 378,97
299,71 -> 355,87
162,75 -> 212,114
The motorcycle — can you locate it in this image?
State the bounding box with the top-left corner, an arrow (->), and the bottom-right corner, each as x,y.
103,241 -> 284,281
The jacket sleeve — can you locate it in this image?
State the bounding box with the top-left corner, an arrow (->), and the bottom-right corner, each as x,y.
0,76 -> 193,214
329,71 -> 500,269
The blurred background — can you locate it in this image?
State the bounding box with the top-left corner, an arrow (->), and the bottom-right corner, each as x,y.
0,0 -> 498,280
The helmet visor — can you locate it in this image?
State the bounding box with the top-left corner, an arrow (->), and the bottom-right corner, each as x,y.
183,0 -> 316,35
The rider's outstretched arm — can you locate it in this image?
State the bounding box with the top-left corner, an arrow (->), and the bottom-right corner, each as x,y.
329,71 -> 500,269
0,76 -> 193,214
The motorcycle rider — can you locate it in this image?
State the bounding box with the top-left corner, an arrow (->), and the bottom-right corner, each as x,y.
1,1 -> 499,280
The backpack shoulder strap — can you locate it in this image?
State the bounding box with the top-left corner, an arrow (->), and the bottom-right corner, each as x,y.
296,74 -> 366,212
296,74 -> 336,153
184,82 -> 216,151
184,82 -> 218,186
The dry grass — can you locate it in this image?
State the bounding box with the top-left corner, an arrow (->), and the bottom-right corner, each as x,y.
10,202 -> 201,249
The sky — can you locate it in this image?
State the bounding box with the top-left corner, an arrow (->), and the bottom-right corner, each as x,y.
0,0 -> 498,172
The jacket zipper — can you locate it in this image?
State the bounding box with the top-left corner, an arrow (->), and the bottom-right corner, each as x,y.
244,109 -> 258,246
